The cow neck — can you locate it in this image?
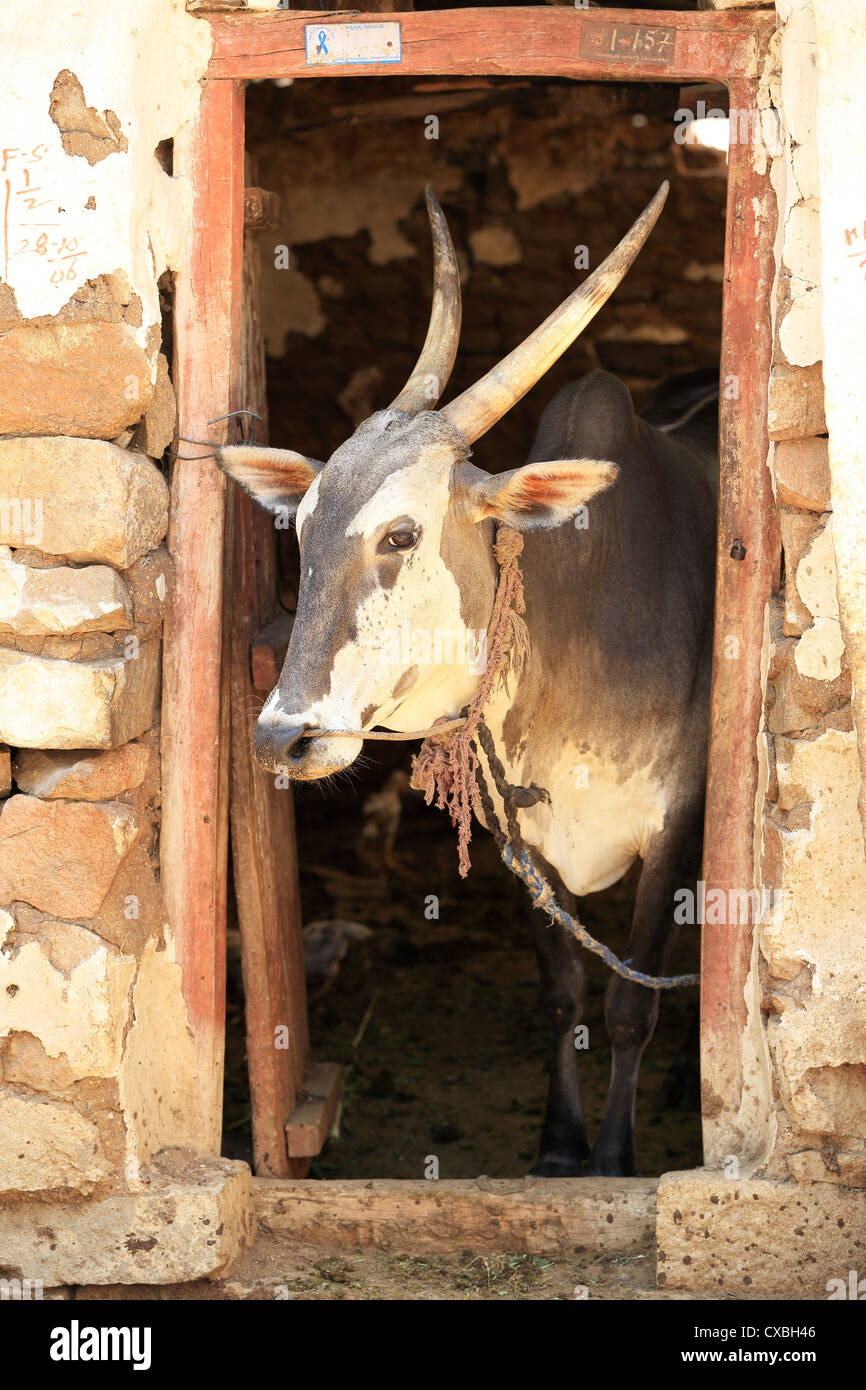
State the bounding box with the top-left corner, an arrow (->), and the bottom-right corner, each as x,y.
409,523 -> 528,877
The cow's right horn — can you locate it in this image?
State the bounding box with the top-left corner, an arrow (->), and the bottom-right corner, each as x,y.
441,182 -> 669,445
389,184 -> 462,414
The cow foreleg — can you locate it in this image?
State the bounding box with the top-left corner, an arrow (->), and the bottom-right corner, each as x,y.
588,808 -> 702,1177
529,897 -> 590,1177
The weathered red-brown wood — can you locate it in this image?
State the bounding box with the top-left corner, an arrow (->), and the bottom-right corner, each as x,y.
251,611 -> 294,695
699,79 -> 780,1167
230,208 -> 310,1178
207,8 -> 774,84
164,77 -> 245,1147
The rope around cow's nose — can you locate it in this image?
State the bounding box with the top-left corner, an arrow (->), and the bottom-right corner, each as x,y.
303,717 -> 468,741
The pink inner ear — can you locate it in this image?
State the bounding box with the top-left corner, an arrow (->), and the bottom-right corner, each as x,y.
270,459 -> 319,494
499,466 -> 601,512
226,448 -> 319,499
512,473 -> 575,508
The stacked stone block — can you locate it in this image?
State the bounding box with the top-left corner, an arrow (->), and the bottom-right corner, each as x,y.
757,0 -> 866,1185
0,354 -> 180,1204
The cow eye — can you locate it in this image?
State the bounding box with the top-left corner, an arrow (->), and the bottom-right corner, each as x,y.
386,530 -> 417,550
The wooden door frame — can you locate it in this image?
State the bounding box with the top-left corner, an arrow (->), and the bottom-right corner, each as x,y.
166,6 -> 779,1169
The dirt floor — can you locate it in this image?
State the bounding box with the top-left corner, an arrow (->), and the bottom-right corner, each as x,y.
223,745 -> 703,1182
73,1234 -> 813,1302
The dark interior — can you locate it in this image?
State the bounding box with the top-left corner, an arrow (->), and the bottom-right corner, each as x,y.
222,68 -> 727,1178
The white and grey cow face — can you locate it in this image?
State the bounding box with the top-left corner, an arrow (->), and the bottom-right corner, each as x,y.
219,408 -> 618,781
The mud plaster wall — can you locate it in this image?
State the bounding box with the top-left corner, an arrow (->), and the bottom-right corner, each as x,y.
247,78 -> 728,477
0,0 -> 212,1204
753,0 -> 866,1184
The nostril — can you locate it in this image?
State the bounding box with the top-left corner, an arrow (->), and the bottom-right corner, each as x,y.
282,725 -> 317,760
254,720 -> 317,768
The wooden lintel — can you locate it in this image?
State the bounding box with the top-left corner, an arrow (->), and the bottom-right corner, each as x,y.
251,610 -> 294,693
188,0 -> 246,11
244,186 -> 282,231
206,8 -> 775,85
285,1062 -> 343,1158
255,1176 -> 658,1254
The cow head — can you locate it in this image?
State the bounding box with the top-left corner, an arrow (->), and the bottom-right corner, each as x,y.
219,183 -> 668,780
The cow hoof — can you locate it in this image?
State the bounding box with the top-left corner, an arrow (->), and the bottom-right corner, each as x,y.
530,1156 -> 584,1178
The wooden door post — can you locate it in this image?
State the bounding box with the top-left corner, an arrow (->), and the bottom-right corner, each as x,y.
164,77 -> 245,1149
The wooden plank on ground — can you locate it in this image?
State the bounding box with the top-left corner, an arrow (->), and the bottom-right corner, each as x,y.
254,1177 -> 658,1255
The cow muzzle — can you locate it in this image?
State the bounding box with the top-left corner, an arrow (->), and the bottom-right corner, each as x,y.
253,717 -> 362,781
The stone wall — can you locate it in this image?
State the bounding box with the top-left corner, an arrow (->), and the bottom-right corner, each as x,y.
0,1 -> 226,1256
655,0 -> 866,1299
755,0 -> 866,1185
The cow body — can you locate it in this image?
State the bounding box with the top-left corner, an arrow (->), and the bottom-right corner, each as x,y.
218,184 -> 717,1176
477,369 -> 715,901
475,369 -> 716,1176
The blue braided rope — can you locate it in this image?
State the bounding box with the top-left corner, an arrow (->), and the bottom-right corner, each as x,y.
502,845 -> 700,991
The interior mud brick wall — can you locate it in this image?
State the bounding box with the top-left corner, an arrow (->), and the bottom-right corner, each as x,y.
0,4 -> 255,1283
246,76 -> 728,478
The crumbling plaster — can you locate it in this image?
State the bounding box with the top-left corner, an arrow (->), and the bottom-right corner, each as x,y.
813,0 -> 866,849
0,0 -> 210,356
750,0 -> 866,1180
0,0 -> 213,1200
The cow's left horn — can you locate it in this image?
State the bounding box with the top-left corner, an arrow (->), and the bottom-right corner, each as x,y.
389,184 -> 462,413
441,182 -> 669,445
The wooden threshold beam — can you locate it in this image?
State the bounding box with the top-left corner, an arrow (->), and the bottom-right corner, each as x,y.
255,1176 -> 658,1255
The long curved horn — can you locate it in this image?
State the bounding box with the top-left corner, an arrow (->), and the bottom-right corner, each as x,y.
389,184 -> 462,413
441,182 -> 669,445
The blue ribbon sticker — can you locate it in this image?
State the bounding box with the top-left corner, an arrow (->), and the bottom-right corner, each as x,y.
316,30 -> 328,56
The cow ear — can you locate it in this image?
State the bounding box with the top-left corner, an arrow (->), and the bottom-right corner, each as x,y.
467,458 -> 619,529
217,445 -> 323,518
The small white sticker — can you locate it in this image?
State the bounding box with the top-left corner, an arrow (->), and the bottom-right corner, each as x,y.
305,22 -> 402,67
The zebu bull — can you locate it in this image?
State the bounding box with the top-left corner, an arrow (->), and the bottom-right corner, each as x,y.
218,183 -> 717,1177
